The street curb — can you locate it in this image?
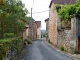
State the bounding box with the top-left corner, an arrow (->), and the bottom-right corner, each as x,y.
45,41 -> 80,60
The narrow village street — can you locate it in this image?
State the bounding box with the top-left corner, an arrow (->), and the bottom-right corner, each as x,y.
21,39 -> 73,60
1,0 -> 80,60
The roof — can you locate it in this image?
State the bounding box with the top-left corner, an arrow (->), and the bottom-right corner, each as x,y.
29,17 -> 35,27
35,21 -> 41,28
26,17 -> 35,24
49,0 -> 76,8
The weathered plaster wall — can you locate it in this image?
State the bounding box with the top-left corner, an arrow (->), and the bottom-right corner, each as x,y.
37,28 -> 41,39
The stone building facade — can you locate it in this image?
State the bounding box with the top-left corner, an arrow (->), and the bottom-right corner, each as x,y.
33,22 -> 38,40
45,0 -> 80,53
23,24 -> 30,40
57,16 -> 79,53
36,21 -> 41,39
45,18 -> 49,41
48,0 -> 59,45
48,0 -> 76,45
23,20 -> 41,40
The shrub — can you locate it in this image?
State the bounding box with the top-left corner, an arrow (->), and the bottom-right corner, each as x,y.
60,45 -> 64,51
18,36 -> 23,40
48,39 -> 50,43
11,38 -> 22,52
0,38 -> 12,47
0,38 -> 22,60
0,44 -> 6,60
25,38 -> 32,44
4,33 -> 15,38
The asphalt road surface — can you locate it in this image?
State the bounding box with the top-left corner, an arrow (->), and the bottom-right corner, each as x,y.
21,39 -> 73,60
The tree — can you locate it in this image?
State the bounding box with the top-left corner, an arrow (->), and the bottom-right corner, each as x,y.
0,0 -> 6,38
0,0 -> 29,38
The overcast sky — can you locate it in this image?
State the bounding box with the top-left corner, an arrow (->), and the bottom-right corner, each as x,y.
22,0 -> 51,30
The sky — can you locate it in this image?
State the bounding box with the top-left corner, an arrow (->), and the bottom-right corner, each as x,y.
22,0 -> 51,30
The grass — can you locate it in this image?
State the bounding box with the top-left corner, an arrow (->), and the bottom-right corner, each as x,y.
60,45 -> 64,51
48,39 -> 50,43
24,38 -> 32,44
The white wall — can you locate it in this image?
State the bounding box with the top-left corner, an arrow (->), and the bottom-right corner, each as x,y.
26,29 -> 28,37
37,27 -> 41,39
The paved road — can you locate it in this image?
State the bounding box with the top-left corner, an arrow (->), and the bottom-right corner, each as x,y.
21,39 -> 73,60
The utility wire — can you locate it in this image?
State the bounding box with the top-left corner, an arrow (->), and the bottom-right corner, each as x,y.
32,10 -> 49,14
28,9 -> 54,14
31,0 -> 53,14
33,9 -> 43,20
31,0 -> 43,20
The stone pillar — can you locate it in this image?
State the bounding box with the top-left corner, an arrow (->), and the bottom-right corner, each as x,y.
70,15 -> 78,53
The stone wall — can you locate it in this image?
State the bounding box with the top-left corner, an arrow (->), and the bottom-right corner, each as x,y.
57,17 -> 77,53
57,30 -> 71,52
3,46 -> 22,60
3,50 -> 17,60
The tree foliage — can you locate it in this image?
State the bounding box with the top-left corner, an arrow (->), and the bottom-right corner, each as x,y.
0,0 -> 29,38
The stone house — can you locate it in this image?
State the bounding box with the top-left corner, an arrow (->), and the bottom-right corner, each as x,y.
23,24 -> 30,40
45,0 -> 80,53
18,19 -> 30,40
29,20 -> 41,40
23,18 -> 41,40
30,21 -> 41,40
33,21 -> 38,40
36,21 -> 41,39
19,17 -> 33,40
45,18 -> 49,41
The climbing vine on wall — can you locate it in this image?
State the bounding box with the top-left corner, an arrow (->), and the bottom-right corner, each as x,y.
55,0 -> 80,21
